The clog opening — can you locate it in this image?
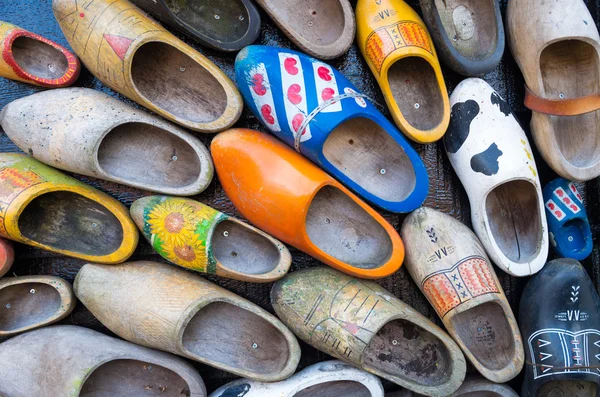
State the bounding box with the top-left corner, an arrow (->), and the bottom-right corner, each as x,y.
434,0 -> 497,60
262,0 -> 344,46
12,36 -> 68,80
18,191 -> 124,256
81,359 -> 192,396
485,180 -> 542,263
559,219 -> 588,255
98,122 -> 202,189
388,57 -> 444,131
540,40 -> 600,168
0,282 -> 60,332
306,186 -> 392,269
165,0 -> 251,44
293,381 -> 371,397
212,220 -> 281,275
537,380 -> 597,397
322,117 -> 416,202
449,301 -> 514,371
131,41 -> 227,123
182,301 -> 291,375
362,319 -> 452,386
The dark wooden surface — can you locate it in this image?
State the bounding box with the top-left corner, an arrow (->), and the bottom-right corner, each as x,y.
1,0 -> 600,394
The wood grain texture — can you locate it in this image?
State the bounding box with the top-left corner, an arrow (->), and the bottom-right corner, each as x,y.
1,0 -> 600,394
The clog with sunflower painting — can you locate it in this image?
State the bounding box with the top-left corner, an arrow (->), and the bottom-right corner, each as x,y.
131,196 -> 292,282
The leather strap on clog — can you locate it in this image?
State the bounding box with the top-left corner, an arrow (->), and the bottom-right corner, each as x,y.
524,86 -> 600,116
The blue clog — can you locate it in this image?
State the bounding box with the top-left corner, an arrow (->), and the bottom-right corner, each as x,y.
235,45 -> 428,213
543,178 -> 592,261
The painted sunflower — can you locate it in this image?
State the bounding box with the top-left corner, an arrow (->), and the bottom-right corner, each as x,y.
147,199 -> 200,247
163,236 -> 208,272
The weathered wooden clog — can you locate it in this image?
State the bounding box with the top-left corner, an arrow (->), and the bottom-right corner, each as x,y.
0,325 -> 207,396
0,237 -> 14,277
131,0 -> 261,52
52,0 -> 242,133
401,207 -> 524,383
254,0 -> 355,59
0,275 -> 74,337
388,376 -> 519,396
0,21 -> 79,87
419,0 -> 504,76
209,360 -> 384,397
235,46 -> 428,213
1,88 -> 213,196
75,261 -> 300,381
508,0 -> 600,181
543,178 -> 592,261
520,259 -> 600,397
444,78 -> 548,277
211,128 -> 405,279
130,196 -> 291,282
356,0 -> 449,143
271,267 -> 467,397
0,153 -> 138,263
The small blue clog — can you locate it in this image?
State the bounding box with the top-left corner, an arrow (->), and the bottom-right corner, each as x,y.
543,178 -> 592,260
235,45 -> 428,213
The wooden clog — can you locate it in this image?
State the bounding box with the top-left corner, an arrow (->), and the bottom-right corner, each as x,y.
0,21 -> 79,87
0,237 -> 14,278
0,153 -> 138,263
235,45 -> 428,213
543,178 -> 593,261
52,0 -> 242,133
1,88 -> 213,196
401,207 -> 524,383
75,261 -> 300,381
130,196 -> 291,282
444,78 -> 548,277
254,0 -> 355,59
211,128 -> 405,279
0,275 -> 74,337
209,360 -> 384,397
0,325 -> 207,396
389,377 -> 519,396
356,0 -> 449,143
520,259 -> 600,397
508,0 -> 600,181
419,0 -> 505,76
130,0 -> 261,52
271,267 -> 466,397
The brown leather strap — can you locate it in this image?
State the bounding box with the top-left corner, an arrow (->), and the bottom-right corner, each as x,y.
524,86 -> 600,116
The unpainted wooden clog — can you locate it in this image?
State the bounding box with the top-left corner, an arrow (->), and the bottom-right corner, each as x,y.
130,196 -> 291,282
444,78 -> 548,277
0,153 -> 138,263
0,21 -> 79,87
449,376 -> 518,397
0,275 -> 74,337
0,325 -> 207,396
543,178 -> 592,261
235,45 -> 428,213
1,88 -> 213,196
209,360 -> 384,397
508,0 -> 600,181
52,0 -> 242,133
271,267 -> 467,397
520,259 -> 600,397
131,0 -> 261,52
401,207 -> 524,383
419,0 -> 505,76
211,128 -> 405,279
356,0 -> 449,143
0,237 -> 14,277
254,0 -> 355,59
75,261 -> 300,381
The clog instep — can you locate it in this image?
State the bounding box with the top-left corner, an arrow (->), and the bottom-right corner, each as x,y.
212,128 -> 405,279
235,45 -> 428,213
52,0 -> 242,133
130,196 -> 291,283
0,21 -> 80,87
356,0 -> 449,143
444,78 -> 548,277
543,178 -> 593,261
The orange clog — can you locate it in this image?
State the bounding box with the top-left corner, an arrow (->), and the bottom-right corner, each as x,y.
211,128 -> 404,279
